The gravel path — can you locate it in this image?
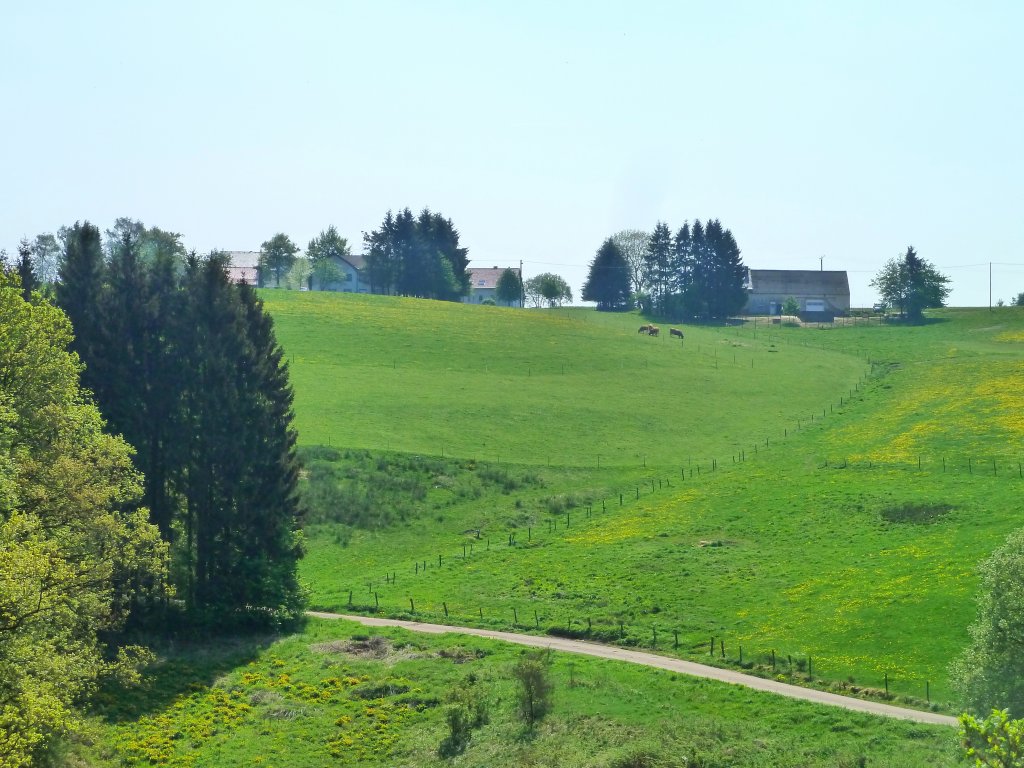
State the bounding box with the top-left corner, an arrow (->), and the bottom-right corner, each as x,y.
308,611 -> 958,727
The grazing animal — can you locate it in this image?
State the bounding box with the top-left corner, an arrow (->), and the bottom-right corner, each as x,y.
638,324 -> 653,334
670,328 -> 684,339
648,326 -> 660,337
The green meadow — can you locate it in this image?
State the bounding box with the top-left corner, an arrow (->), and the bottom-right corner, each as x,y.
75,617 -> 958,768
264,294 -> 1024,705
78,294 -> 1024,765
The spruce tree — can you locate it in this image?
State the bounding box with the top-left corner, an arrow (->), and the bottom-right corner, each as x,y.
582,238 -> 631,311
56,222 -> 108,395
15,238 -> 37,300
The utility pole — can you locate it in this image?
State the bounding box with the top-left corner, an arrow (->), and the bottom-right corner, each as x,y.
989,262 -> 992,310
519,260 -> 524,308
820,255 -> 824,272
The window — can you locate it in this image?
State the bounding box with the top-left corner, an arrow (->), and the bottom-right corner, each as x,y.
478,279 -> 486,286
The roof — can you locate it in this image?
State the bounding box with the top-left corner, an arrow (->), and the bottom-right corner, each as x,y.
746,269 -> 850,296
224,250 -> 260,286
467,266 -> 519,290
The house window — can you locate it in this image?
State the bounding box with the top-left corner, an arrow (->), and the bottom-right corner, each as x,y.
345,273 -> 352,282
478,279 -> 486,286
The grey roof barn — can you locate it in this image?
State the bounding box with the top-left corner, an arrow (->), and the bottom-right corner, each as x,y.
744,269 -> 850,318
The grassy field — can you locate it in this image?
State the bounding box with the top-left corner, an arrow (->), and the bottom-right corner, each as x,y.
265,295 -> 1024,705
75,618 -> 960,767
76,296 -> 1024,765
265,291 -> 867,467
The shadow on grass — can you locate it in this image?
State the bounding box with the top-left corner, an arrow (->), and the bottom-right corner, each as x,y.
90,629 -> 284,724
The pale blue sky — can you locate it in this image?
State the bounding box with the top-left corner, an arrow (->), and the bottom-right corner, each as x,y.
3,1 -> 1022,306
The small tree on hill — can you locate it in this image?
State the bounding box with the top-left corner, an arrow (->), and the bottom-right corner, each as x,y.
871,246 -> 950,321
259,233 -> 299,287
524,273 -> 572,308
495,268 -> 523,306
1014,292 -> 1024,307
513,650 -> 553,725
782,296 -> 800,316
306,226 -> 349,290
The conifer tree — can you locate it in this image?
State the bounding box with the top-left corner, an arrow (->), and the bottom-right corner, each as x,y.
582,238 -> 631,311
56,222 -> 108,394
15,238 -> 37,300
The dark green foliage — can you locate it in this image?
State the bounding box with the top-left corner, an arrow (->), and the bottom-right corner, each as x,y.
871,246 -> 951,321
643,222 -> 674,313
634,218 -> 747,321
495,267 -> 523,306
259,233 -> 299,288
56,222 -> 107,392
1014,292 -> 1024,307
363,208 -> 469,300
55,228 -> 305,629
14,238 -> 37,299
583,238 -> 632,311
782,296 -> 800,315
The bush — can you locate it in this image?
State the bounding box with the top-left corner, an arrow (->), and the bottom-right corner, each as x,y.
513,649 -> 553,725
782,296 -> 800,316
959,710 -> 1024,766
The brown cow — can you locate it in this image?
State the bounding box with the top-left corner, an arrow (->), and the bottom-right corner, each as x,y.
648,326 -> 660,337
638,324 -> 653,334
670,328 -> 684,339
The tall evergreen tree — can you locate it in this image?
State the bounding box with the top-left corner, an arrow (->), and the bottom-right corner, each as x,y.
15,238 -> 37,300
495,268 -> 524,306
644,222 -> 674,314
56,222 -> 108,395
364,207 -> 470,300
582,238 -> 631,311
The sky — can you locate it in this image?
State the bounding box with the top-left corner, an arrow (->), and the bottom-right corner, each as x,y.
3,1 -> 1022,307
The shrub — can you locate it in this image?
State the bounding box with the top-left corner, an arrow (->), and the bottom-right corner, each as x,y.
513,649 -> 552,725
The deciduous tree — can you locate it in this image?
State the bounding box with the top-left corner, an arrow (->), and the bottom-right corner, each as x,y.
611,229 -> 650,298
524,273 -> 573,307
306,226 -> 349,290
0,270 -> 166,766
951,528 -> 1024,715
259,233 -> 299,288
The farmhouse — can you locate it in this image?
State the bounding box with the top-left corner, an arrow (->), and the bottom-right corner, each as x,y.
463,266 -> 522,306
225,251 -> 261,286
744,269 -> 850,320
309,253 -> 369,293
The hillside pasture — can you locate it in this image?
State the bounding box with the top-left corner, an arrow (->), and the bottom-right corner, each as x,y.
269,297 -> 1024,705
262,291 -> 867,468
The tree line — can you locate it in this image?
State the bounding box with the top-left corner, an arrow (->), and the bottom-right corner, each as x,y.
1,218 -> 306,762
56,220 -> 305,625
582,220 -> 747,320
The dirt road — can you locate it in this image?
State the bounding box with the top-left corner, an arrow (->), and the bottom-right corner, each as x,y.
307,611 -> 958,727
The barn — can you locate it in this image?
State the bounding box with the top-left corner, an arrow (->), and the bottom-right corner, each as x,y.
744,269 -> 850,320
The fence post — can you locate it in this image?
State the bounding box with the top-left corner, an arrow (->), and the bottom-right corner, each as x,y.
513,607 -> 518,625
443,601 -> 448,617
409,597 -> 414,613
